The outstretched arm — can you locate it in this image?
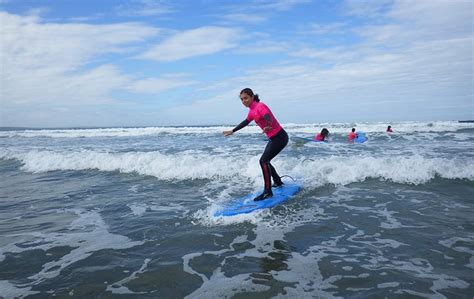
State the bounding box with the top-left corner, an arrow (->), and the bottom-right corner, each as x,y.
223,119 -> 250,136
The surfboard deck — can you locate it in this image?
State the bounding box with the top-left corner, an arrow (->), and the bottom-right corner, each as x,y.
355,132 -> 368,143
214,183 -> 301,217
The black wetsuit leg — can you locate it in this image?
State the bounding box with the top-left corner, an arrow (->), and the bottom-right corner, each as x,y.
259,129 -> 288,193
269,163 -> 282,186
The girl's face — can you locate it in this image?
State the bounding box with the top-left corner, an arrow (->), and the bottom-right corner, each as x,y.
240,92 -> 254,108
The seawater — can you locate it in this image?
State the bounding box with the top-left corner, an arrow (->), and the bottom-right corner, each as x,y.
0,121 -> 473,298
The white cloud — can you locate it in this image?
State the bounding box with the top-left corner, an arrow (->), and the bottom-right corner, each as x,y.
1,12 -> 158,74
114,0 -> 174,17
290,46 -> 358,61
125,76 -> 197,94
3,64 -> 129,106
250,0 -> 311,12
215,0 -> 310,26
388,0 -> 472,25
349,0 -> 472,44
219,13 -> 267,24
235,40 -> 288,54
1,0 -> 471,127
0,11 -> 204,127
343,0 -> 392,17
162,36 -> 472,124
161,0 -> 473,124
139,26 -> 241,62
295,0 -> 473,63
307,22 -> 347,35
1,12 -> 159,108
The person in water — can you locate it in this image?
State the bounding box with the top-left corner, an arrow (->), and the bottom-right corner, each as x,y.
315,128 -> 329,141
386,125 -> 393,132
348,128 -> 357,142
223,88 -> 288,201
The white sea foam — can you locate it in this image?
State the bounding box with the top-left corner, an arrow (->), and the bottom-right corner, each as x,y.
1,149 -> 248,181
128,203 -> 148,216
0,280 -> 38,298
127,202 -> 187,217
1,121 -> 472,138
106,258 -> 151,294
377,282 -> 400,288
194,201 -> 269,226
185,207 -> 337,298
0,209 -> 143,287
285,121 -> 474,134
274,240 -> 344,298
2,149 -> 472,188
439,236 -> 474,269
0,126 -> 231,138
182,233 -> 272,298
361,256 -> 470,296
293,155 -> 474,186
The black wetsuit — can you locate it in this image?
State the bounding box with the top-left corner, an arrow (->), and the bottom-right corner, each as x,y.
260,128 -> 288,193
233,120 -> 288,194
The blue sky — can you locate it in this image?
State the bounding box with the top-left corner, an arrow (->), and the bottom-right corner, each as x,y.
0,0 -> 472,127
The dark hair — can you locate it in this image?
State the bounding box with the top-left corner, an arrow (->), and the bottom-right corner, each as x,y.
321,128 -> 329,139
387,125 -> 391,129
240,88 -> 260,102
352,128 -> 356,132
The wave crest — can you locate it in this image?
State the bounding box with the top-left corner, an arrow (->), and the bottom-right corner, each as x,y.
2,150 -> 472,187
1,121 -> 473,138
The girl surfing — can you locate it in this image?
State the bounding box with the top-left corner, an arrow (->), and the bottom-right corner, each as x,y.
223,88 -> 288,201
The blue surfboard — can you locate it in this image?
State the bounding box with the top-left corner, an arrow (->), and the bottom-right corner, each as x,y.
355,131 -> 368,143
214,183 -> 301,217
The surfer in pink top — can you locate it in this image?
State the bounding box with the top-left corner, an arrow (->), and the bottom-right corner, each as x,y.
315,128 -> 329,142
223,88 -> 288,201
348,128 -> 357,142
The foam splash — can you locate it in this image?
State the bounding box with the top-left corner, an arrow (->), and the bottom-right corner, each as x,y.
1,150 -> 473,188
185,204 -> 338,297
192,201 -> 270,226
0,280 -> 38,298
1,149 -> 249,181
0,126 -> 232,138
182,234 -> 272,298
289,155 -> 474,186
273,237 -> 347,297
106,258 -> 151,294
127,202 -> 187,216
439,236 -> 474,270
1,121 -> 473,138
0,209 -> 143,292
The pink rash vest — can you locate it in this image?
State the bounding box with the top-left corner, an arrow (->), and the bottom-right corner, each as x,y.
246,101 -> 283,138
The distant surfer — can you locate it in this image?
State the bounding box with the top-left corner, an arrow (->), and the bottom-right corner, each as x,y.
348,128 -> 357,142
315,128 -> 329,142
386,125 -> 393,132
223,88 -> 288,201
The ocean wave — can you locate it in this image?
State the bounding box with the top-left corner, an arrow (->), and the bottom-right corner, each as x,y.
285,121 -> 474,134
1,121 -> 473,138
1,149 -> 472,187
0,126 -> 230,138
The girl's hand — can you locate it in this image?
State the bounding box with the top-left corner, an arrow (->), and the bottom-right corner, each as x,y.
223,130 -> 233,136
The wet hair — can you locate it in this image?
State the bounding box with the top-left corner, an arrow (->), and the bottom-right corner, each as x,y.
240,88 -> 260,102
321,128 -> 329,139
352,128 -> 356,132
387,125 -> 391,129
